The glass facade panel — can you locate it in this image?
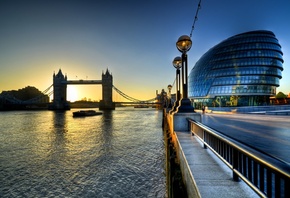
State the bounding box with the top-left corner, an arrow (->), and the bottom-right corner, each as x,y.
188,30 -> 284,107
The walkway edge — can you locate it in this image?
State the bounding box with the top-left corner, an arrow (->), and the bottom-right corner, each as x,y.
174,130 -> 259,198
175,131 -> 202,198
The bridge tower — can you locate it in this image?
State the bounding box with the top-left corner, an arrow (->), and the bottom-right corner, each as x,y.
99,69 -> 115,110
49,69 -> 70,110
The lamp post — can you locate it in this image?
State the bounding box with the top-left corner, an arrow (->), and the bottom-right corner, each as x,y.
169,56 -> 182,114
162,89 -> 167,108
176,35 -> 195,112
167,84 -> 172,108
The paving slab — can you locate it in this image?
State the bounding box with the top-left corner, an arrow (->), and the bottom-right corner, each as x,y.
175,131 -> 259,198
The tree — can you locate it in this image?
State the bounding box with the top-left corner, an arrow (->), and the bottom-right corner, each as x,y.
276,92 -> 287,99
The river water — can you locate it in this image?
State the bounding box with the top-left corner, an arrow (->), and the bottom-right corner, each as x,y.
0,108 -> 166,198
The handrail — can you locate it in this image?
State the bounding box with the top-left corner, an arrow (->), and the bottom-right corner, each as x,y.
187,118 -> 290,198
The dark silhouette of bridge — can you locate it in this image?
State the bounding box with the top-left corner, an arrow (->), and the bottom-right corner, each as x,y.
0,69 -> 163,110
49,69 -> 115,110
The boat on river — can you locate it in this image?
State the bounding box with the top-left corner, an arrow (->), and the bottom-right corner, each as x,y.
73,110 -> 102,117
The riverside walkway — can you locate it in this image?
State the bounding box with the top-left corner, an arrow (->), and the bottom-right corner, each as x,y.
175,131 -> 258,197
165,109 -> 290,197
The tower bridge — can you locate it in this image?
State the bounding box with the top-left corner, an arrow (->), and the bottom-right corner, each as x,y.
49,68 -> 163,110
50,69 -> 115,110
0,69 -> 164,110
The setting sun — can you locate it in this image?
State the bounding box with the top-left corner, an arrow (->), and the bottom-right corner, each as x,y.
67,86 -> 78,102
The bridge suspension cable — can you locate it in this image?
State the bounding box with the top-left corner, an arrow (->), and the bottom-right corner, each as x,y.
112,85 -> 157,103
43,84 -> 53,94
47,90 -> 53,97
0,84 -> 53,104
42,84 -> 53,97
0,92 -> 23,104
23,84 -> 54,103
4,85 -> 54,104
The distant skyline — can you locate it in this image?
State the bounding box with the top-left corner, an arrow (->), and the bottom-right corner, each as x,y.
0,0 -> 289,102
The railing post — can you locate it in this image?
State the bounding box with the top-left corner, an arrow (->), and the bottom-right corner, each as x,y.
203,130 -> 207,149
232,148 -> 239,181
285,178 -> 290,197
191,123 -> 195,136
187,119 -> 195,136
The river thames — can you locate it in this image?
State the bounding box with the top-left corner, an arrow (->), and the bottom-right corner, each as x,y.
0,108 -> 166,197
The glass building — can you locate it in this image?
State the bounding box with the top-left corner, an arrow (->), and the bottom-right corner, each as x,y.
188,30 -> 284,108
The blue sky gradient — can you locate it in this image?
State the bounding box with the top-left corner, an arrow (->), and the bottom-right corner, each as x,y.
0,0 -> 289,101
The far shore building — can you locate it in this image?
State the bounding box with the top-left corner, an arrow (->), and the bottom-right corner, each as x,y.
188,30 -> 284,108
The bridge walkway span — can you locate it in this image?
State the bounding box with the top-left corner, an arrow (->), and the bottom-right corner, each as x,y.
65,80 -> 102,84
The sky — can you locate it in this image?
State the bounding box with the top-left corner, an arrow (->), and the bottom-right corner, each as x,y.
0,0 -> 289,102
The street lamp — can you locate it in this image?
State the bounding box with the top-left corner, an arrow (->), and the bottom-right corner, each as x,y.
167,84 -> 172,108
176,35 -> 195,112
162,89 -> 167,108
169,56 -> 182,114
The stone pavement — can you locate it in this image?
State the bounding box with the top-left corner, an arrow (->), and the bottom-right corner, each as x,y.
175,131 -> 259,198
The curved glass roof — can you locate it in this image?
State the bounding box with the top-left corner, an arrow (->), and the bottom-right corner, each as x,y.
188,30 -> 284,98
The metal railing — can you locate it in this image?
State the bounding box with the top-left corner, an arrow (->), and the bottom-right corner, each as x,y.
187,118 -> 290,198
